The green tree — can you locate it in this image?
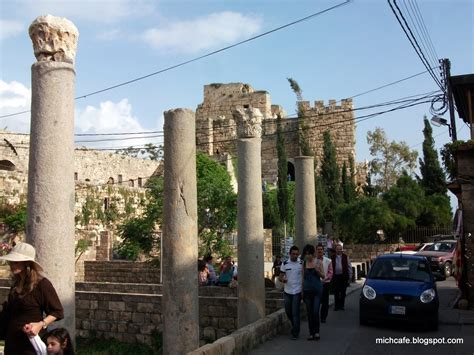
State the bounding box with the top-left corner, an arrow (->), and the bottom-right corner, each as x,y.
315,175 -> 328,227
287,77 -> 313,155
118,153 -> 237,260
335,197 -> 394,243
367,127 -> 418,192
276,114 -> 288,229
320,130 -> 342,221
0,203 -> 27,233
382,174 -> 424,232
341,161 -> 355,204
418,117 -> 447,195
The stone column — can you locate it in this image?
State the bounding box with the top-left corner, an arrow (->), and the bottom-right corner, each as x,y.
162,108 -> 199,354
295,156 -> 317,249
26,15 -> 78,338
233,107 -> 265,327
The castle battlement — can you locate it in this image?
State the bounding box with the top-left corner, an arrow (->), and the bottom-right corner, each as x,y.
298,98 -> 353,112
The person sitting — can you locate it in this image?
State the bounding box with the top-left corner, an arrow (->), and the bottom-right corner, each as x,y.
218,256 -> 234,286
204,255 -> 218,285
198,260 -> 209,286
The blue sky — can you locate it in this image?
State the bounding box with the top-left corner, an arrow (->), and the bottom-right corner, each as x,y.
0,0 -> 472,168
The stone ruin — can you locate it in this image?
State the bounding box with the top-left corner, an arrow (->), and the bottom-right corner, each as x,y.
196,82 -> 368,187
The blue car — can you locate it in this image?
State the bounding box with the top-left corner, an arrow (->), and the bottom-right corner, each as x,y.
359,254 -> 439,330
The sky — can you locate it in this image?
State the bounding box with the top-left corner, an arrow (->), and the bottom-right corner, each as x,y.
0,1 -> 473,188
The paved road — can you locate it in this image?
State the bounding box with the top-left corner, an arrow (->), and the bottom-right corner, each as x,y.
251,279 -> 474,355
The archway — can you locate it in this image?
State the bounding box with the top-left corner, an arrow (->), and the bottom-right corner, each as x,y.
0,160 -> 15,171
287,161 -> 295,181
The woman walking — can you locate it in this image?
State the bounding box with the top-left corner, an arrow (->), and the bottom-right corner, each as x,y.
0,242 -> 64,354
301,244 -> 324,341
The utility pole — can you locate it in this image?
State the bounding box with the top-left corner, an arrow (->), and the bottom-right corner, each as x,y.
441,58 -> 457,142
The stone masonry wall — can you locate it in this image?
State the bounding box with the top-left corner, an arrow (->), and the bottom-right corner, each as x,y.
84,261 -> 162,284
195,83 -> 365,185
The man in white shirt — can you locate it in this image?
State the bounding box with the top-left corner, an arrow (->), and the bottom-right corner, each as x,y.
279,245 -> 303,340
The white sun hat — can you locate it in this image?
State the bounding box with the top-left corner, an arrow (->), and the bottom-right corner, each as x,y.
0,242 -> 43,271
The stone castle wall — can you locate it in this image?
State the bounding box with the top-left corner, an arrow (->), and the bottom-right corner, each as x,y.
195,83 -> 367,185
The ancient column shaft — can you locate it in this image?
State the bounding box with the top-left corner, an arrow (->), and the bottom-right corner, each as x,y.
162,108 -> 199,354
26,15 -> 78,338
295,156 -> 317,250
234,107 -> 265,327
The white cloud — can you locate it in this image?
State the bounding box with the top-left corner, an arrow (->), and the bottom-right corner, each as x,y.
75,99 -> 158,150
19,0 -> 154,24
143,12 -> 262,53
0,20 -> 24,40
0,80 -> 31,132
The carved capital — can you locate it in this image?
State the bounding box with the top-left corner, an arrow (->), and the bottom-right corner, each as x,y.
29,15 -> 79,64
233,107 -> 263,138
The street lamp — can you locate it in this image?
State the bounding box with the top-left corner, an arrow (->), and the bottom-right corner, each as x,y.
431,115 -> 452,137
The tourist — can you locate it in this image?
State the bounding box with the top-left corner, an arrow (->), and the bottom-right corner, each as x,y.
198,259 -> 209,286
301,244 -> 324,341
218,256 -> 234,286
271,255 -> 282,283
279,246 -> 302,340
316,244 -> 333,323
331,244 -> 352,311
0,242 -> 64,354
204,255 -> 218,285
45,328 -> 75,355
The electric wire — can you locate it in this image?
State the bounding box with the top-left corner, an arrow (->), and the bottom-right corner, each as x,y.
388,0 -> 444,91
0,0 -> 352,120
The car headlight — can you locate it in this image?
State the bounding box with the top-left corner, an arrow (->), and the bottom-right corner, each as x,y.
362,285 -> 376,300
420,288 -> 436,303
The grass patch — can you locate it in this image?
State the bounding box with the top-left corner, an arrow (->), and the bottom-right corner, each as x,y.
77,331 -> 162,355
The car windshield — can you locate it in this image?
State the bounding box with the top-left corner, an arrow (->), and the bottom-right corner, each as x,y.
369,258 -> 432,282
425,242 -> 455,252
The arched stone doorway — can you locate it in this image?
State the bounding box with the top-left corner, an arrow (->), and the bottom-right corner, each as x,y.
287,161 -> 295,181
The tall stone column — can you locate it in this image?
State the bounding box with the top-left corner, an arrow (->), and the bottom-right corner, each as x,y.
162,108 -> 199,354
233,107 -> 265,327
26,15 -> 78,338
295,156 -> 317,249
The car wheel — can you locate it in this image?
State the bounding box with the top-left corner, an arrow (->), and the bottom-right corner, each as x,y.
444,262 -> 452,278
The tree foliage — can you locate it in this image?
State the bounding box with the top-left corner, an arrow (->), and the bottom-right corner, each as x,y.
367,128 -> 418,192
276,115 -> 288,227
118,153 -> 237,260
418,117 -> 447,195
319,131 -> 342,222
336,197 -> 394,243
0,203 -> 27,233
287,77 -> 312,155
116,143 -> 163,160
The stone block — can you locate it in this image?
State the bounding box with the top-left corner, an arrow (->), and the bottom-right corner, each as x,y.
218,317 -> 235,330
137,302 -> 154,313
109,301 -> 125,311
203,326 -> 216,343
132,312 -> 145,324
213,336 -> 235,354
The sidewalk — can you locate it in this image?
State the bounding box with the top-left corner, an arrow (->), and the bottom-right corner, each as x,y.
438,284 -> 474,325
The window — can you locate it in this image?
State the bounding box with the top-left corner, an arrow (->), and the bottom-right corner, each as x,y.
129,179 -> 134,187
138,177 -> 143,187
107,177 -> 114,185
118,174 -> 123,185
74,172 -> 78,181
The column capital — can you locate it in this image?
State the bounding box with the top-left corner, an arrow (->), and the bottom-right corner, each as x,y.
233,107 -> 263,138
29,15 -> 79,64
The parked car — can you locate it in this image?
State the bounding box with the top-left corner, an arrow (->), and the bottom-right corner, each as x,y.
393,242 -> 433,255
415,240 -> 457,278
359,254 -> 439,330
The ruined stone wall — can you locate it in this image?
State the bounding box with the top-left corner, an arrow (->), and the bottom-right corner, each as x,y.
0,130 -> 160,277
195,84 -> 364,185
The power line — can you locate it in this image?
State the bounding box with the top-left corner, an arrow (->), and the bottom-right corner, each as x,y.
0,1 -> 352,120
388,0 -> 444,91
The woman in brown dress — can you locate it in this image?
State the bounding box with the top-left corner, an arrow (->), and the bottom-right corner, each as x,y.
0,242 -> 64,354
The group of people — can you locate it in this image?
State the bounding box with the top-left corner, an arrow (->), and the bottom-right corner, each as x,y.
0,242 -> 74,354
279,242 -> 352,341
198,255 -> 238,287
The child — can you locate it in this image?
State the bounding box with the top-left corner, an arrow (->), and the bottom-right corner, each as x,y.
45,328 -> 75,355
